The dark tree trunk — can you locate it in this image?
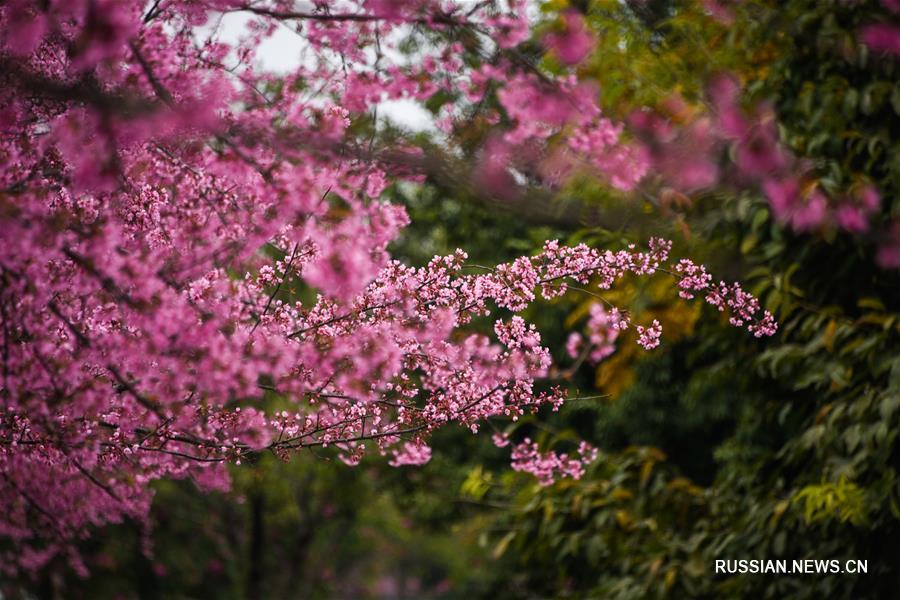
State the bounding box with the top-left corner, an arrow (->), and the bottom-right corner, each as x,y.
246,488 -> 265,600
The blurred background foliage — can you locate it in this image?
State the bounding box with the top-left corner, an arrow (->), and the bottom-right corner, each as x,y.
8,0 -> 900,598
463,1 -> 900,598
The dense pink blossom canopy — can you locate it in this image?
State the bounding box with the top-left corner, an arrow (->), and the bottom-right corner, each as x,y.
0,0 -> 777,574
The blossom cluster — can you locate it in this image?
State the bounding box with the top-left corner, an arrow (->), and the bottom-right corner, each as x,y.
632,71 -> 900,268
510,438 -> 599,487
860,0 -> 900,58
566,304 -> 624,364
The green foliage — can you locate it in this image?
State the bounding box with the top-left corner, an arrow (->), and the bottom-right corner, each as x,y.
475,448 -> 713,599
793,477 -> 868,526
465,1 -> 900,598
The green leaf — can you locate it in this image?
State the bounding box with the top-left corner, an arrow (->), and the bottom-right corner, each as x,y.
492,531 -> 516,559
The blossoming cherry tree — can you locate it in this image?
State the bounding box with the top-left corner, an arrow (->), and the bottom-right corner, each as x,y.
0,0 -> 775,574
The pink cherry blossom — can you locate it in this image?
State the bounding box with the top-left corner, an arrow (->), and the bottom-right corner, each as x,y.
860,23 -> 900,57
565,332 -> 584,359
636,320 -> 663,350
510,438 -> 599,486
543,10 -> 595,66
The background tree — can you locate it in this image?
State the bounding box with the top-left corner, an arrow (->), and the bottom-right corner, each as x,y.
463,1 -> 900,598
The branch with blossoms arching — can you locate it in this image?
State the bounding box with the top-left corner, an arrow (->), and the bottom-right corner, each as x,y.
8,237 -> 775,467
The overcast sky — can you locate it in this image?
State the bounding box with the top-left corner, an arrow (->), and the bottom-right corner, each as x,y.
201,2 -> 543,133
206,8 -> 435,132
